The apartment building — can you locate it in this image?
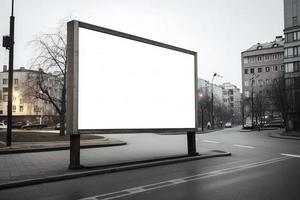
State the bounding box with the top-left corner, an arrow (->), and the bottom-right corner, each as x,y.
241,36 -> 285,123
283,0 -> 300,130
0,66 -> 60,125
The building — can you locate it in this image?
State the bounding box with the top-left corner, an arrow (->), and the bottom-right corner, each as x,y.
198,78 -> 242,126
283,0 -> 300,130
241,36 -> 285,124
222,82 -> 242,124
0,66 -> 59,125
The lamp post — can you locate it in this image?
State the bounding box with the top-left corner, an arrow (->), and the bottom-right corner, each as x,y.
211,73 -> 222,129
2,0 -> 15,146
198,92 -> 204,132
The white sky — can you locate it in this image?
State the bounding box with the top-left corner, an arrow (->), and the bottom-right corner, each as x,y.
0,0 -> 284,88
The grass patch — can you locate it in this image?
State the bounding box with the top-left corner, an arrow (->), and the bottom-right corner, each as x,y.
0,131 -> 103,143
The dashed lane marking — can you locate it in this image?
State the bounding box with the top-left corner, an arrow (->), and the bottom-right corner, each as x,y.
79,156 -> 290,200
281,153 -> 300,158
233,144 -> 255,149
201,140 -> 220,144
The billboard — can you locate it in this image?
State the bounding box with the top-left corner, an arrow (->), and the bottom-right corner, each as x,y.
67,21 -> 198,134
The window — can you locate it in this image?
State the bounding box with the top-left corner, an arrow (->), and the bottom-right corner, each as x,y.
258,79 -> 264,86
244,69 -> 248,74
294,46 -> 299,57
266,67 -> 270,72
258,68 -> 262,73
244,81 -> 249,87
20,98 -> 24,104
251,79 -> 256,86
34,105 -> 40,112
229,96 -> 234,101
3,88 -> 8,93
245,91 -> 250,98
258,56 -> 262,61
14,79 -> 18,85
286,32 -> 293,43
243,58 -> 248,64
281,65 -> 285,71
294,32 -> 298,41
3,95 -> 8,101
293,16 -> 298,26
3,79 -> 7,85
273,66 -> 278,71
295,62 -> 300,72
250,68 -> 254,74
266,79 -> 270,85
228,89 -> 233,95
0,110 -> 3,114
19,106 -> 23,112
285,63 -> 294,73
286,47 -> 293,57
12,105 -> 16,112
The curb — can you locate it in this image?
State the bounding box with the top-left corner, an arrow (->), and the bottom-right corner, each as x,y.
0,150 -> 231,190
269,132 -> 300,140
0,142 -> 127,155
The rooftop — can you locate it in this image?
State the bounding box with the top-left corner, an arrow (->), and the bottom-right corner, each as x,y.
244,36 -> 284,52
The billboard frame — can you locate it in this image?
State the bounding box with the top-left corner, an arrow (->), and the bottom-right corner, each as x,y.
67,20 -> 199,169
67,20 -> 198,134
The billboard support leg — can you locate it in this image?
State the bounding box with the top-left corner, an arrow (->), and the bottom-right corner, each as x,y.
187,132 -> 198,156
69,134 -> 81,169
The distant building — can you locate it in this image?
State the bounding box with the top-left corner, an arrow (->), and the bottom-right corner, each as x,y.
198,78 -> 242,125
241,36 -> 285,124
222,82 -> 242,124
283,0 -> 300,130
0,66 -> 59,125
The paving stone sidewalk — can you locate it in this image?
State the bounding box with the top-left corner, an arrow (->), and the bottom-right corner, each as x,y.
0,133 -> 227,186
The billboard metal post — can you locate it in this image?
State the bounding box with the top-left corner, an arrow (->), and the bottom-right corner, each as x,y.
67,20 -> 81,169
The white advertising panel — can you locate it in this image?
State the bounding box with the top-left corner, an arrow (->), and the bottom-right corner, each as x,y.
77,26 -> 196,130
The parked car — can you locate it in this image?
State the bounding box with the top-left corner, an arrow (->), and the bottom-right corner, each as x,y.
12,122 -> 25,129
225,122 -> 232,128
0,122 -> 7,129
21,124 -> 47,130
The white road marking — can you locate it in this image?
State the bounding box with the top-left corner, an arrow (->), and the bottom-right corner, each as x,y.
281,153 -> 300,158
201,140 -> 220,144
79,156 -> 290,200
233,144 -> 255,149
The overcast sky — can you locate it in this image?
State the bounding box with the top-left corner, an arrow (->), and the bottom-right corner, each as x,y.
0,0 -> 284,88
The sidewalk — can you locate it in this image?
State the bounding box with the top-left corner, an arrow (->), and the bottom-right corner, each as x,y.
269,130 -> 300,140
0,133 -> 230,189
0,137 -> 126,154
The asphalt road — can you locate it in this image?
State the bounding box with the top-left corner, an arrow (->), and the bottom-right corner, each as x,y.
1,127 -> 300,200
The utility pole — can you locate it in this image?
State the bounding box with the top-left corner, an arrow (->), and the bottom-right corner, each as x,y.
7,0 -> 15,146
211,73 -> 222,129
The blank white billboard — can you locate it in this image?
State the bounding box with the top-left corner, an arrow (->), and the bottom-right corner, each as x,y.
78,26 -> 196,130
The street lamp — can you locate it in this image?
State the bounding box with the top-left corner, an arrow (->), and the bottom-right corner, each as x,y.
211,73 -> 222,129
198,92 -> 204,132
2,0 -> 15,146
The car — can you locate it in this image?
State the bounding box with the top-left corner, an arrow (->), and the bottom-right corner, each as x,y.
21,124 -> 47,130
225,122 -> 232,128
0,122 -> 7,129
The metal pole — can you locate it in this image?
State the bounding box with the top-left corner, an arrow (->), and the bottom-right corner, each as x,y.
7,0 -> 14,146
251,81 -> 254,129
201,106 -> 204,132
211,81 -> 214,129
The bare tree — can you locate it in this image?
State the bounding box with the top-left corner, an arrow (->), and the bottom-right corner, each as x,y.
25,29 -> 67,135
269,74 -> 290,131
